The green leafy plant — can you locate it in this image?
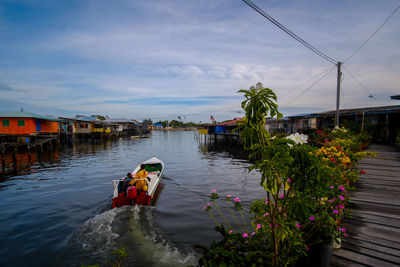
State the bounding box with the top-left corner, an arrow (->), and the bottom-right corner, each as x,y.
199,83 -> 367,266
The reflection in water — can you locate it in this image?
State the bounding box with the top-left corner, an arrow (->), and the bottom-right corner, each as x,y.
0,132 -> 265,267
0,140 -> 115,179
0,151 -> 59,179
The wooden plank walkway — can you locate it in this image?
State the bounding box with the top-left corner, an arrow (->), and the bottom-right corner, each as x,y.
332,144 -> 400,267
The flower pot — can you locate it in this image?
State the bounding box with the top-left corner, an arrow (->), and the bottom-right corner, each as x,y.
333,238 -> 341,249
297,242 -> 333,267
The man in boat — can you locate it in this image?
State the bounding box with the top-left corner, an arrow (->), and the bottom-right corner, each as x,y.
119,173 -> 132,195
129,164 -> 149,194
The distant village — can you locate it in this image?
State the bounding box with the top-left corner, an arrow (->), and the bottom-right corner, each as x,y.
202,105 -> 400,147
1,104 -> 400,154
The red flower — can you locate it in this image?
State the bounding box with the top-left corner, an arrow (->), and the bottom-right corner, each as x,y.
360,170 -> 366,175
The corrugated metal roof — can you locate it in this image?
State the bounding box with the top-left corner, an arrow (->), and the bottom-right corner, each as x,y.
0,111 -> 60,121
78,116 -> 100,121
287,105 -> 400,118
104,118 -> 135,123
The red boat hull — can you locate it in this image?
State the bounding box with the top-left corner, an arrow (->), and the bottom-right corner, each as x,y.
112,191 -> 152,208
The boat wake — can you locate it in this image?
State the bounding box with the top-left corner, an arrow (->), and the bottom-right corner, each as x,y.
56,205 -> 198,267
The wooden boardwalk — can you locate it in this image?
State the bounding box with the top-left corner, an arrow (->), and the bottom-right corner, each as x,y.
332,144 -> 400,267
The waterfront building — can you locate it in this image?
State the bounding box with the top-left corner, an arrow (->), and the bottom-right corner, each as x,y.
0,111 -> 59,135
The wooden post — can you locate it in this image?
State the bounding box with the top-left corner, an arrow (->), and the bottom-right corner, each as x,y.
386,114 -> 390,143
12,148 -> 17,171
361,112 -> 365,132
27,143 -> 31,163
1,149 -> 5,174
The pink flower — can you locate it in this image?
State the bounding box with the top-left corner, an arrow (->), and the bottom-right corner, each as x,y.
296,223 -> 301,228
274,224 -> 278,228
328,199 -> 334,203
280,193 -> 284,199
306,245 -> 310,251
339,228 -> 346,232
338,185 -> 345,192
226,194 -> 232,198
251,232 -> 256,236
309,216 -> 315,221
234,197 -> 240,203
242,233 -> 248,238
263,212 -> 270,217
317,130 -> 322,134
333,209 -> 339,213
329,186 -> 334,189
339,204 -> 344,209
312,197 -> 316,199
287,178 -> 291,182
269,224 -> 272,228
339,195 -> 345,201
203,203 -> 211,210
228,230 -> 233,234
257,224 -> 261,230
211,189 -> 217,194
265,199 -> 269,204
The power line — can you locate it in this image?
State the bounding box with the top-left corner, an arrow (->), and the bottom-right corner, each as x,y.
344,4 -> 400,63
242,0 -> 337,65
342,66 -> 380,103
279,66 -> 336,98
282,65 -> 336,106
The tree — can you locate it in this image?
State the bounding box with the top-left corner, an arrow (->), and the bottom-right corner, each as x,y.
142,118 -> 153,126
237,82 -> 282,150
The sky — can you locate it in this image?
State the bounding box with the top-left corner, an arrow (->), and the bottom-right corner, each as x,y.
0,0 -> 399,123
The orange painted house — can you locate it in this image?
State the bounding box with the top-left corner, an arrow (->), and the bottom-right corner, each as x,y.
0,111 -> 60,135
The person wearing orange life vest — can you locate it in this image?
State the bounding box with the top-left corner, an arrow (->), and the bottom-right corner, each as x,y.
129,164 -> 149,192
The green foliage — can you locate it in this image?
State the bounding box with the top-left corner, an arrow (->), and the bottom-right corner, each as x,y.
236,82 -> 282,150
199,83 -> 368,266
196,226 -> 275,267
169,119 -> 183,127
111,247 -> 128,267
142,118 -> 153,126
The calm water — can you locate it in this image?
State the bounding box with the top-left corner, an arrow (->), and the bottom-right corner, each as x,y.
0,131 -> 265,267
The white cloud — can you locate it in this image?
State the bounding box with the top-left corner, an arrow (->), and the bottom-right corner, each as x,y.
1,0 -> 399,122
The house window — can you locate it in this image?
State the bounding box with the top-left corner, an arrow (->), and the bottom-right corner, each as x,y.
2,120 -> 10,126
18,119 -> 25,126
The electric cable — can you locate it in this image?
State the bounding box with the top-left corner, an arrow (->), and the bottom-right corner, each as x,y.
344,4 -> 400,63
342,67 -> 379,102
279,65 -> 335,98
282,65 -> 336,106
242,0 -> 337,65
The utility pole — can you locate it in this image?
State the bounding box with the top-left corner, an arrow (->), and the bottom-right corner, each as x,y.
335,62 -> 342,127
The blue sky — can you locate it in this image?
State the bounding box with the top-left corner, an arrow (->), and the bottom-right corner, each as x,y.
1,0 -> 399,122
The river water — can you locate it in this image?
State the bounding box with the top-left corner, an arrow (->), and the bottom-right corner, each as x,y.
0,130 -> 265,267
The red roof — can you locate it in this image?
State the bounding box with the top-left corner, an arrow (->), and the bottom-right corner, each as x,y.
216,117 -> 243,126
